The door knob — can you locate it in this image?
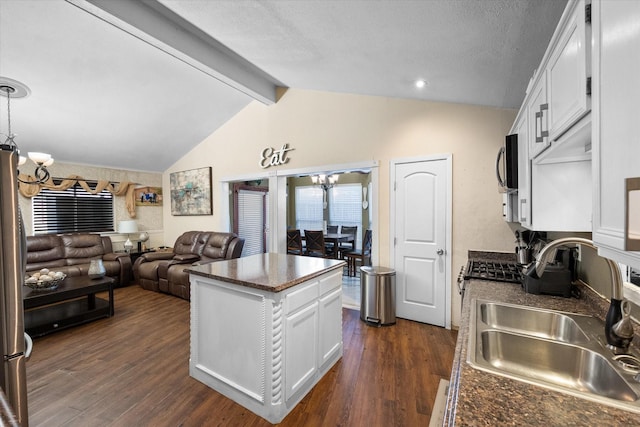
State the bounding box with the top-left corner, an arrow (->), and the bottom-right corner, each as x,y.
437,249 -> 444,256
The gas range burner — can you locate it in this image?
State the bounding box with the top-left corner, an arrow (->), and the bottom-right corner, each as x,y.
465,260 -> 523,283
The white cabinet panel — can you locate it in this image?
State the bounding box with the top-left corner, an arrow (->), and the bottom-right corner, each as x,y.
528,73 -> 550,158
548,0 -> 590,140
530,161 -> 592,232
592,0 -> 640,269
318,288 -> 342,368
285,302 -> 319,402
286,281 -> 319,314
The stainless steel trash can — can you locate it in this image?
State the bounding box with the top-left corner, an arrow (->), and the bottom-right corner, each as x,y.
360,266 -> 396,326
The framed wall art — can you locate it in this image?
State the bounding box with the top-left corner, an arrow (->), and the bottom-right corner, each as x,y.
170,167 -> 213,216
135,186 -> 163,206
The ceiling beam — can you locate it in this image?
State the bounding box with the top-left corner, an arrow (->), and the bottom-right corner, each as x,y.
65,0 -> 283,105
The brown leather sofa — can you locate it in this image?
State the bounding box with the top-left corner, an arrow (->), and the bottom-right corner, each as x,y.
133,231 -> 244,300
26,233 -> 132,286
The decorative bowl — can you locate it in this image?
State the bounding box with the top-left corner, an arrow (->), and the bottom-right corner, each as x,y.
25,270 -> 66,291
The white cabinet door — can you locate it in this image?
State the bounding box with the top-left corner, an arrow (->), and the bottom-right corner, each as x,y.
592,0 -> 640,269
548,0 -> 590,141
285,302 -> 319,403
528,73 -> 550,158
514,112 -> 531,227
318,287 -> 342,369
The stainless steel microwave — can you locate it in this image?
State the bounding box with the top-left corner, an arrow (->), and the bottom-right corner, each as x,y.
496,133 -> 518,192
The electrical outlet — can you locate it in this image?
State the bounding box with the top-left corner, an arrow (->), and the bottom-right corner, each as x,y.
575,245 -> 582,262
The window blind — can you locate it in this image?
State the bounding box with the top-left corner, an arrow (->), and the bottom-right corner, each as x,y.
32,179 -> 114,234
329,184 -> 363,249
295,186 -> 324,235
237,189 -> 267,256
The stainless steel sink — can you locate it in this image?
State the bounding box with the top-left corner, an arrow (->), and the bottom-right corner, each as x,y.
468,299 -> 640,413
480,301 -> 591,344
480,330 -> 637,401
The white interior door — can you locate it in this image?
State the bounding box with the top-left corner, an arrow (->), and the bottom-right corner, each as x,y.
392,157 -> 449,326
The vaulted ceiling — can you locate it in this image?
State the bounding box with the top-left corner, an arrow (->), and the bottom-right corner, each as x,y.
0,0 -> 567,172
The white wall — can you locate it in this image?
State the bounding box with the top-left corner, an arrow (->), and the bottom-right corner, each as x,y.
163,88 -> 517,326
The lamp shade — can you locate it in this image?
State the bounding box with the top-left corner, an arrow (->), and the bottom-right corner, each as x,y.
118,220 -> 138,234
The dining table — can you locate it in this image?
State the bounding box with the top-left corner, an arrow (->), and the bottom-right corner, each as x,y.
300,232 -> 355,259
322,232 -> 355,258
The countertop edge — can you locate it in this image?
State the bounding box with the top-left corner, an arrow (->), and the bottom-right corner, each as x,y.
186,258 -> 345,293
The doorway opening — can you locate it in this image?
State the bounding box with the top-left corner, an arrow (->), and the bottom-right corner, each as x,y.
287,170 -> 372,309
220,160 -> 379,311
232,181 -> 269,257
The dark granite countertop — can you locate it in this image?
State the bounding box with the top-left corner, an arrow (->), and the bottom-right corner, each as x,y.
185,253 -> 345,292
445,254 -> 640,426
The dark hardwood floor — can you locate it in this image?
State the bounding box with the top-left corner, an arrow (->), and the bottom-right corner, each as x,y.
26,284 -> 457,426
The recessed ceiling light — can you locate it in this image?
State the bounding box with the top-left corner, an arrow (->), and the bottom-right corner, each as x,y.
415,79 -> 427,89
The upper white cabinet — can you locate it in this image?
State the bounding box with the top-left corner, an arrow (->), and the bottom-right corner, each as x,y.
528,73 -> 550,158
527,0 -> 592,162
547,0 -> 590,142
592,0 -> 640,269
508,0 -> 593,232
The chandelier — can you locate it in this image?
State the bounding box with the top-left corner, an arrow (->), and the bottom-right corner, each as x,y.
0,77 -> 54,184
311,174 -> 339,191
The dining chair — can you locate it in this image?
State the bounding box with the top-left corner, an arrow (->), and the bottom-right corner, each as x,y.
327,225 -> 339,234
344,229 -> 372,276
338,225 -> 358,258
304,230 -> 334,258
325,225 -> 339,253
287,229 -> 303,255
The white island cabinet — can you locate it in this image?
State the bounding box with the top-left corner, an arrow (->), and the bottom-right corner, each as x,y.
186,253 -> 344,424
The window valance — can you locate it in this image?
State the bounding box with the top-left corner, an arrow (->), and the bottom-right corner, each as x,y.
18,174 -> 138,218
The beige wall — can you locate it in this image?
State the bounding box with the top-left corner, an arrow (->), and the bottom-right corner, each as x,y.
19,161 -> 163,251
163,88 -> 518,326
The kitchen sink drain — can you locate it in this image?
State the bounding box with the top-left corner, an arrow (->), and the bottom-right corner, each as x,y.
613,354 -> 640,373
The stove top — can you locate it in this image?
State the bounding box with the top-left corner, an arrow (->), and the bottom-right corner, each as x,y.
465,259 -> 523,283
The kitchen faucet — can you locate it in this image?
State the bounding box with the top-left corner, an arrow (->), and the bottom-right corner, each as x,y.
531,237 -> 634,354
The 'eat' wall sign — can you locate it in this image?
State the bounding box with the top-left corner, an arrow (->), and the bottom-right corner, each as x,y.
259,144 -> 294,169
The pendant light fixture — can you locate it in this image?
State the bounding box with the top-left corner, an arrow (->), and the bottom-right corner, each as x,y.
0,76 -> 54,184
311,173 -> 339,191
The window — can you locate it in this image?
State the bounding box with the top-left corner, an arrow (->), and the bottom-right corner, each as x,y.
328,184 -> 362,248
32,179 -> 114,234
295,186 -> 323,234
235,187 -> 269,256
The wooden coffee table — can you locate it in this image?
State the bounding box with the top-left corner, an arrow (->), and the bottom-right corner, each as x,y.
23,275 -> 115,337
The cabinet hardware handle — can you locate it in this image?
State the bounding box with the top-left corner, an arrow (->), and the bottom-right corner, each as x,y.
540,103 -> 549,138
520,198 -> 527,222
496,146 -> 506,188
535,111 -> 543,143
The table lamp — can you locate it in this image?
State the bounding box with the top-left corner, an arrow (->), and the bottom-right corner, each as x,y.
118,220 -> 138,253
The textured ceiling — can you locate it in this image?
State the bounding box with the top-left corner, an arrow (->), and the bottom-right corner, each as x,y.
160,0 -> 567,108
0,0 -> 567,172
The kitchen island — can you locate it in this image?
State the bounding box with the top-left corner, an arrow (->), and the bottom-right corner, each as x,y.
446,272 -> 640,425
186,253 -> 345,424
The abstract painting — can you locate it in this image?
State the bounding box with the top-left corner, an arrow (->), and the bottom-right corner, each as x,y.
170,167 -> 212,215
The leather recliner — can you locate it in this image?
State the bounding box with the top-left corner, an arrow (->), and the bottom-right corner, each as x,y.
133,231 -> 244,300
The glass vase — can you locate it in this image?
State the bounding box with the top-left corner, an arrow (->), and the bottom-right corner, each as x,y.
88,259 -> 106,279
